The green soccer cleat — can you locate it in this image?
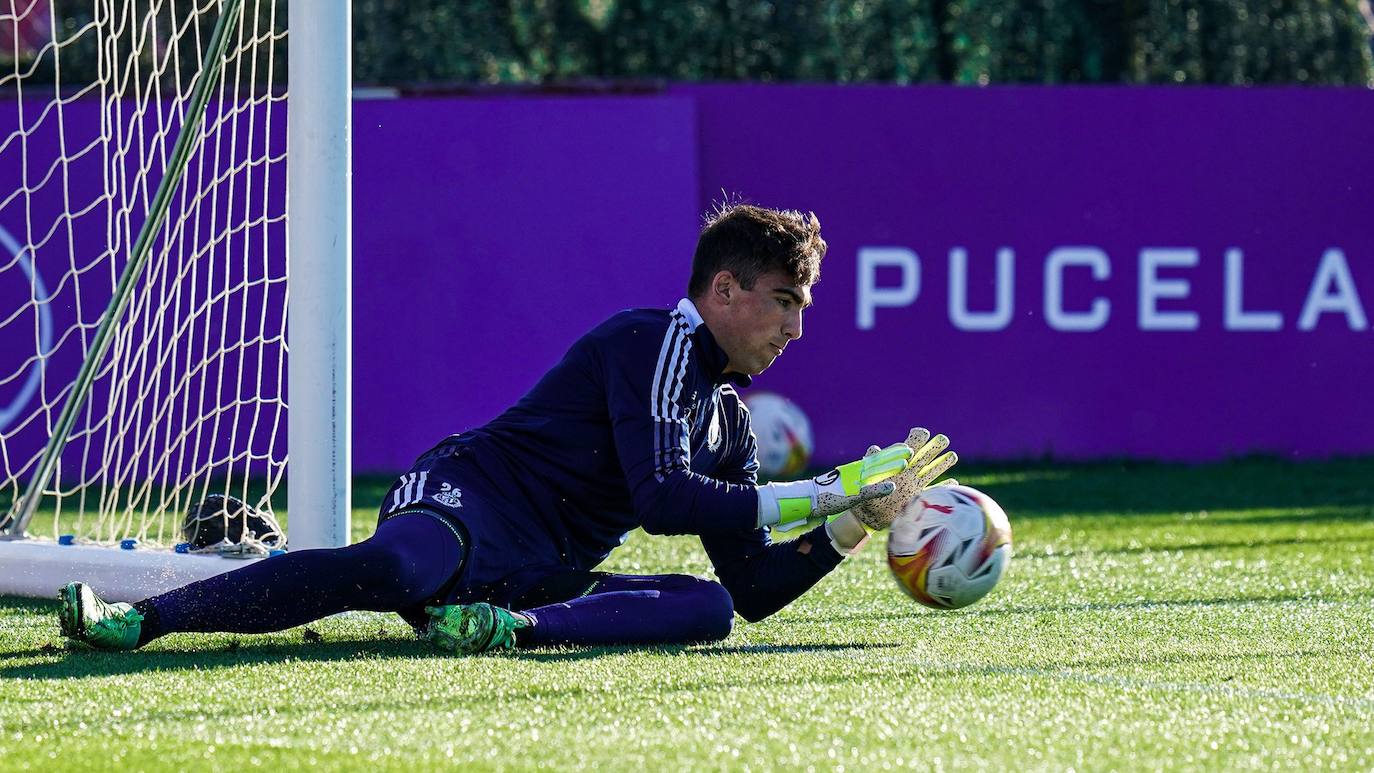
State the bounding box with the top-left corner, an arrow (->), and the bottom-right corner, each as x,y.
57,582 -> 143,651
422,602 -> 530,655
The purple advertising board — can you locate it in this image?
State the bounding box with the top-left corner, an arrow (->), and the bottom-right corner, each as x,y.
675,85 -> 1374,464
351,96 -> 701,468
355,86 -> 1374,469
4,87 -> 1371,479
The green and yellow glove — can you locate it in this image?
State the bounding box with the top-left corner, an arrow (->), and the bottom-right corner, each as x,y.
850,427 -> 958,530
756,442 -> 914,530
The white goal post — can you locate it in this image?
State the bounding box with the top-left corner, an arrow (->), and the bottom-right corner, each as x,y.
0,0 -> 350,601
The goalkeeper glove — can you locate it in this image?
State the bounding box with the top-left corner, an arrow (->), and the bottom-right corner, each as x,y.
850,427 -> 958,530
756,442 -> 914,530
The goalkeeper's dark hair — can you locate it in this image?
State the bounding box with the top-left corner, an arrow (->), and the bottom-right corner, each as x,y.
687,203 -> 826,298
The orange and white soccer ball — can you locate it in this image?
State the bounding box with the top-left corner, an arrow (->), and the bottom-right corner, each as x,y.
744,391 -> 813,479
887,484 -> 1012,609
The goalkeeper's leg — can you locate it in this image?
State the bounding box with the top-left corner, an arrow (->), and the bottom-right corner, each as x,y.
513,572 -> 734,647
124,510 -> 465,647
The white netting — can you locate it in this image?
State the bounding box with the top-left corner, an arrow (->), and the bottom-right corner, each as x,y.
0,0 -> 287,546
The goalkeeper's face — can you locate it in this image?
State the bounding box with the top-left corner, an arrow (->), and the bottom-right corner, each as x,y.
714,271 -> 811,376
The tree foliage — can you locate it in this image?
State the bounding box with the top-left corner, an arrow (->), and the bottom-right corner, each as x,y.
5,1 -> 1370,88
354,0 -> 1374,86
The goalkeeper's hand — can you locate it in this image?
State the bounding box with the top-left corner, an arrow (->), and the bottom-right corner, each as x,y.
756,442 -> 914,531
850,427 -> 958,530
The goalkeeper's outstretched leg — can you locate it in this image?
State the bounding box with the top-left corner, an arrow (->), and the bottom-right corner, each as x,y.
423,572 -> 734,654
60,510 -> 465,650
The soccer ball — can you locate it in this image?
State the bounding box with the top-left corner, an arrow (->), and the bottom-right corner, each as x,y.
743,391 -> 813,479
887,484 -> 1012,609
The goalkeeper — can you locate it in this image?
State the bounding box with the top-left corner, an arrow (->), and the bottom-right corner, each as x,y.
59,204 -> 956,654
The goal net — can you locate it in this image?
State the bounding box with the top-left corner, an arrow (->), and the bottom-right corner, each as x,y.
0,0 -> 346,599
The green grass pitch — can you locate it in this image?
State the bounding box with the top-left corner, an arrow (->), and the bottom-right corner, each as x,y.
3,458 -> 1373,771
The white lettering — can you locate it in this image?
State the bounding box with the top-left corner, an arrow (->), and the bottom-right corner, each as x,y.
1223,248 -> 1282,331
1045,247 -> 1111,332
1298,248 -> 1367,331
851,242 -> 1364,335
1139,248 -> 1199,331
856,247 -> 920,330
948,248 -> 1014,331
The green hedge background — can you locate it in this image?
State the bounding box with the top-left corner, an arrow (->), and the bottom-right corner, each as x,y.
354,0 -> 1374,86
6,1 -> 1372,88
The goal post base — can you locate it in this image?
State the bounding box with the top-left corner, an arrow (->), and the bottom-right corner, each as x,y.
0,539 -> 266,602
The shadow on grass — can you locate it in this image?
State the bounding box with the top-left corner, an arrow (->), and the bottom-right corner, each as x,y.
0,635 -> 437,681
1,604 -> 901,676
1016,531 -> 1374,561
0,596 -> 58,615
507,641 -> 899,663
962,589 -> 1374,618
1201,508 -> 1374,527
959,457 -> 1374,519
1034,644 -> 1369,673
769,589 -> 1374,627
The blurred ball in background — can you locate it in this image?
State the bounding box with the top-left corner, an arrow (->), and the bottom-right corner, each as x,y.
743,391 -> 813,479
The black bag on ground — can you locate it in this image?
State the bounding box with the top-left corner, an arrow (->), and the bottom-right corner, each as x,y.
182,493 -> 285,549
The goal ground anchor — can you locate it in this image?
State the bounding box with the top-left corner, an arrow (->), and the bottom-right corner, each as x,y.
0,538 -> 268,602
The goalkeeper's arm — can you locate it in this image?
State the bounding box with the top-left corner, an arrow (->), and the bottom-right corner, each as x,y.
701,429 -> 959,621
628,440 -> 912,535
754,442 -> 913,530
700,518 -> 874,622
695,445 -> 914,622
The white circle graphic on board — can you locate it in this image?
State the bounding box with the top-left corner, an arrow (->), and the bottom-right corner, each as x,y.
0,223 -> 53,433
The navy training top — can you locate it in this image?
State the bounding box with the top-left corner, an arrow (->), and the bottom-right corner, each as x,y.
429,298 -> 844,621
